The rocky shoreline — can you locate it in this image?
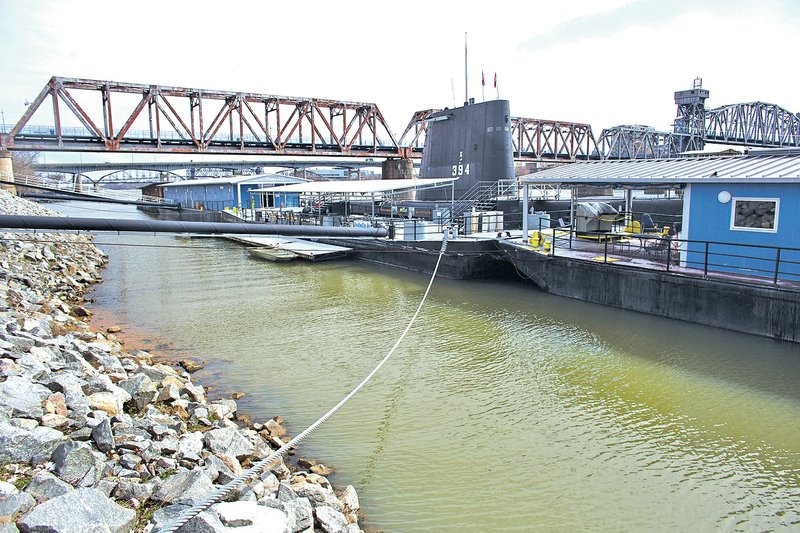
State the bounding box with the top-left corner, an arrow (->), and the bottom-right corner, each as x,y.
0,190 -> 363,532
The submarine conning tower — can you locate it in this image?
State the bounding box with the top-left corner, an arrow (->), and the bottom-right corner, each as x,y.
417,99 -> 515,202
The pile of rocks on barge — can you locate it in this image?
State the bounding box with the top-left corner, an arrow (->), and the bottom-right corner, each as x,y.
0,191 -> 363,532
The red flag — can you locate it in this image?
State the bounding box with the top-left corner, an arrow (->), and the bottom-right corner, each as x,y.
493,72 -> 497,88
482,70 -> 485,87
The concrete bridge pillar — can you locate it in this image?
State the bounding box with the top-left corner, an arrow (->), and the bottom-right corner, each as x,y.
0,150 -> 16,195
383,158 -> 416,201
382,158 -> 414,180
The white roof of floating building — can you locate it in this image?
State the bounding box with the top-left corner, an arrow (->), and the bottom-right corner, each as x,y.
159,174 -> 308,188
519,149 -> 800,186
253,177 -> 458,194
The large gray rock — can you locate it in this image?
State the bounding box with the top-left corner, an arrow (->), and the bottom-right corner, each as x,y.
208,399 -> 237,420
0,375 -> 51,418
24,472 -> 73,502
4,335 -> 34,353
117,373 -> 157,412
339,484 -> 360,512
177,432 -> 204,461
16,353 -> 49,380
315,505 -> 349,533
42,371 -> 89,410
83,374 -> 115,395
135,363 -> 177,383
17,488 -> 135,533
0,481 -> 16,498
96,354 -> 125,374
150,503 -> 225,533
277,483 -> 299,503
213,500 -> 288,530
0,421 -> 63,464
91,417 -> 115,452
292,481 -> 343,512
52,441 -> 96,486
204,454 -> 239,485
28,346 -> 60,367
113,479 -> 156,503
184,382 -> 206,403
203,427 -> 255,460
284,497 -> 313,532
0,492 -> 35,523
151,470 -> 214,505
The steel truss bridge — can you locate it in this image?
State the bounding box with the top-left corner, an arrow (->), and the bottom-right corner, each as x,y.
1,77 -> 407,158
599,80 -> 800,159
2,77 -> 799,164
599,102 -> 800,159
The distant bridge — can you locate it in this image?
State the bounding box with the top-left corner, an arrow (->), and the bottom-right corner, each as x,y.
3,76 -> 799,163
600,79 -> 800,159
32,158 -> 404,183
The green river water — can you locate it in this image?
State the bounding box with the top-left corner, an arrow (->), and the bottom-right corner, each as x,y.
54,202 -> 800,532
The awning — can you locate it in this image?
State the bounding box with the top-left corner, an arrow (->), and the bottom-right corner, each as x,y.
251,177 -> 457,194
519,151 -> 800,186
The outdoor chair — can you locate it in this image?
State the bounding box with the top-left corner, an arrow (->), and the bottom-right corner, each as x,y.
645,236 -> 671,260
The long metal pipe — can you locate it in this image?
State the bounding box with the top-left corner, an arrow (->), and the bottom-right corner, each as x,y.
0,215 -> 388,238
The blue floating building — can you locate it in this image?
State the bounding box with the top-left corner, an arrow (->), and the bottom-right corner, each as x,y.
519,149 -> 800,281
159,174 -> 306,210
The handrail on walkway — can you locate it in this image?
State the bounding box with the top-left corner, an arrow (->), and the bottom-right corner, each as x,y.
545,228 -> 800,287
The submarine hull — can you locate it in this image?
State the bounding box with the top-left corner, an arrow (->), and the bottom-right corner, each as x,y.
418,100 -> 515,202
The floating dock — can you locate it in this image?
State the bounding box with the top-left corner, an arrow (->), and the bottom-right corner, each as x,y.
228,236 -> 352,261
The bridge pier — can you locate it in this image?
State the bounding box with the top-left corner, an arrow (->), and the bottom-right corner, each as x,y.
0,150 -> 16,195
381,158 -> 414,180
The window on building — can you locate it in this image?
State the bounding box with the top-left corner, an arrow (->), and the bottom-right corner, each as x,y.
731,198 -> 779,232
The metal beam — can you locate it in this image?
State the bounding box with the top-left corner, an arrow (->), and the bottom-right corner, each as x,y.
0,215 -> 388,238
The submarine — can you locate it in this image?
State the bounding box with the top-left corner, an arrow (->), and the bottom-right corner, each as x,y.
417,98 -> 515,201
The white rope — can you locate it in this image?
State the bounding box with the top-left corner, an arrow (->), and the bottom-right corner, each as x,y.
158,233 -> 449,532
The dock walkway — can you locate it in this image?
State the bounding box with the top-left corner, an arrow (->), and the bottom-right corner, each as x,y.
502,230 -> 800,291
227,235 -> 352,261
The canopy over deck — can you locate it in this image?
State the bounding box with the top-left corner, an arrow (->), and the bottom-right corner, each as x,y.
520,149 -> 800,187
252,177 -> 457,194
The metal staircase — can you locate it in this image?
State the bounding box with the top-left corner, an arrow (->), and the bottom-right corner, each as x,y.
449,179 -> 520,219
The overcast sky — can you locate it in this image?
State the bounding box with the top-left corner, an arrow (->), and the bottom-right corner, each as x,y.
2,0 -> 799,157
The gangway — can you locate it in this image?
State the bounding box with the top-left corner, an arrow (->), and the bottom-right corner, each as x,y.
5,174 -> 174,206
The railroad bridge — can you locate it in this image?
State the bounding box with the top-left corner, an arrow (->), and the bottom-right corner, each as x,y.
2,76 -> 799,167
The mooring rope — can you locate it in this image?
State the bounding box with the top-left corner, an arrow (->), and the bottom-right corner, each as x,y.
158,232 -> 449,532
